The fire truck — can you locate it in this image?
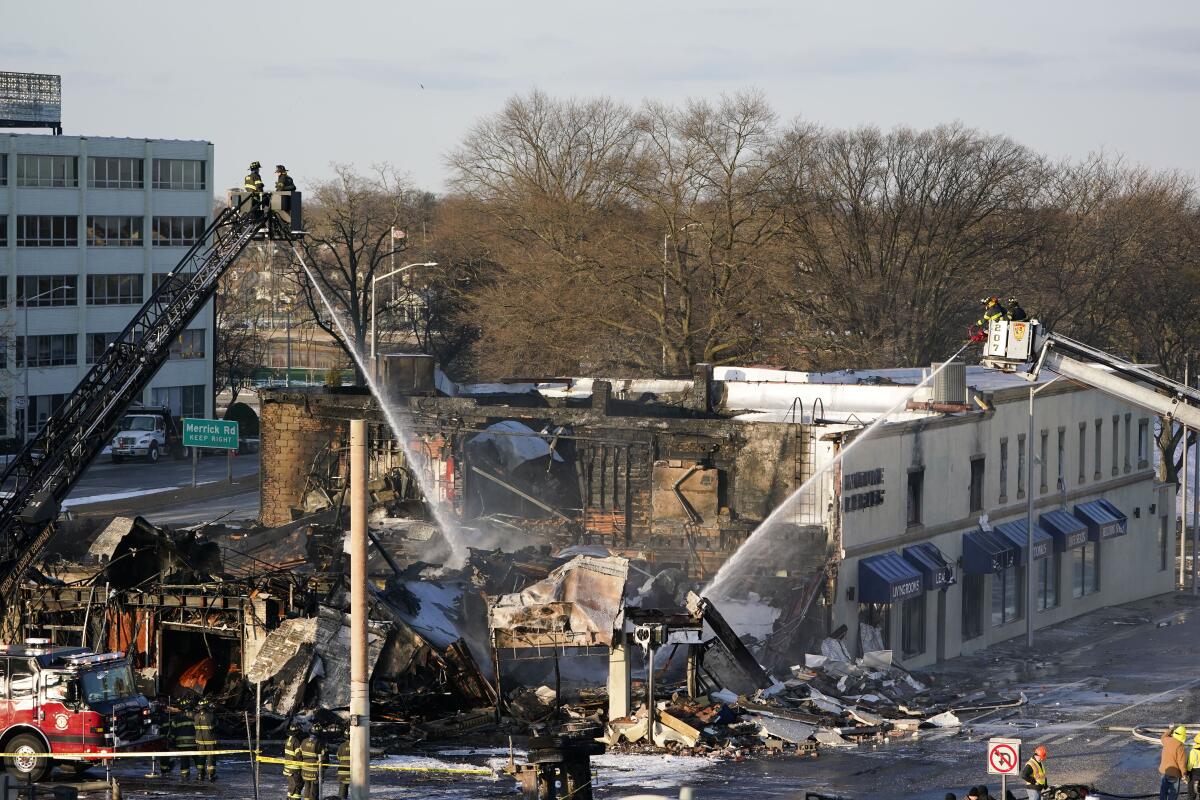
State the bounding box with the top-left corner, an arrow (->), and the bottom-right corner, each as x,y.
0,641 -> 158,781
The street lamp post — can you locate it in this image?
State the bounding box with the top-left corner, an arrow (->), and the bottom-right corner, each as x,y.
369,262 -> 437,360
1026,374 -> 1062,647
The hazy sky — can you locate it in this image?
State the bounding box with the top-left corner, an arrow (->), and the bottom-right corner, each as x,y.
6,1 -> 1199,193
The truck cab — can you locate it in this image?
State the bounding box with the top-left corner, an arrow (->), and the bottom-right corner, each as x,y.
109,405 -> 186,463
0,641 -> 160,781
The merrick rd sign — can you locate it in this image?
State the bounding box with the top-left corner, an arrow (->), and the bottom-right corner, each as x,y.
182,418 -> 239,450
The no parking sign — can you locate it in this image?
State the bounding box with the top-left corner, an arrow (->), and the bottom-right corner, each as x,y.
987,737 -> 1021,775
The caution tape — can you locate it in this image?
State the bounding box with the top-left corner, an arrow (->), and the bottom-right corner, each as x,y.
254,754 -> 492,775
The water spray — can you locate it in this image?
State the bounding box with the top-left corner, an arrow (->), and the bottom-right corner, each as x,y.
704,343 -> 973,599
289,245 -> 469,566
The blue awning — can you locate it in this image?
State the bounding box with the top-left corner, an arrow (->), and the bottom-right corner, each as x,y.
858,552 -> 925,604
1075,499 -> 1128,540
1040,509 -> 1090,551
902,542 -> 955,591
962,529 -> 1019,575
994,519 -> 1053,562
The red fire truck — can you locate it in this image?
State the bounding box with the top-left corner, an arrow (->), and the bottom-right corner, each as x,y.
0,641 -> 160,781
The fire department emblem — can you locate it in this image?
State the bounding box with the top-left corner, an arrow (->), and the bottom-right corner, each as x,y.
1012,323 -> 1027,341
54,713 -> 68,730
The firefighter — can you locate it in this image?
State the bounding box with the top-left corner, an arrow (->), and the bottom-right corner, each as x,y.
275,165 -> 297,193
163,696 -> 196,780
332,723 -> 350,800
283,722 -> 305,800
299,723 -> 325,800
1020,744 -> 1048,800
193,695 -> 218,782
977,296 -> 1007,327
244,161 -> 265,198
1006,297 -> 1029,322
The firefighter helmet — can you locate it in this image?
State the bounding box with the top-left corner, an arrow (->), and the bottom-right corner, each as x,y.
275,164 -> 287,173
197,696 -> 212,708
248,161 -> 262,171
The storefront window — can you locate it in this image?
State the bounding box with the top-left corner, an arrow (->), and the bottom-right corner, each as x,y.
991,565 -> 1023,626
962,574 -> 984,640
857,603 -> 891,651
901,596 -> 925,657
1037,553 -> 1060,611
1072,541 -> 1099,598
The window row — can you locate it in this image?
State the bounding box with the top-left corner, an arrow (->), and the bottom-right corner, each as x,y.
0,216 -> 207,247
0,155 -> 206,190
0,330 -> 205,367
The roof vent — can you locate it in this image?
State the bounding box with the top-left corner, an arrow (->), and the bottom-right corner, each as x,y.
932,361 -> 967,405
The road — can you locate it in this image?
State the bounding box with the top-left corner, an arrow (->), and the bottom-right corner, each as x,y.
65,452 -> 259,506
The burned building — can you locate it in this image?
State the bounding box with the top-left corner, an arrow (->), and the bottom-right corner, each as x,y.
258,358 -> 1172,670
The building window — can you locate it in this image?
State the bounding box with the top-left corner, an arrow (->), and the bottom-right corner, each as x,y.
15,155 -> 77,187
1111,415 -> 1119,476
969,456 -> 985,512
906,468 -> 923,526
88,157 -> 143,189
900,596 -> 925,657
86,332 -> 121,365
152,216 -> 205,247
0,219 -> 6,247
168,329 -> 205,360
87,274 -> 143,305
1160,515 -> 1170,572
1040,430 -> 1049,493
17,334 -> 77,368
1071,541 -> 1099,598
16,276 -> 78,307
86,216 -> 143,247
1037,553 -> 1060,611
152,384 -> 206,418
962,573 -> 984,640
1094,419 -> 1103,480
1017,434 -> 1026,500
1056,427 -> 1066,492
1138,418 -> 1150,468
152,159 -> 206,190
0,155 -> 6,186
991,565 -> 1023,626
857,603 -> 890,651
23,394 -> 67,436
1078,422 -> 1087,484
1123,413 -> 1132,473
0,338 -> 6,368
0,398 -> 8,437
999,438 -> 1009,503
16,215 -> 78,247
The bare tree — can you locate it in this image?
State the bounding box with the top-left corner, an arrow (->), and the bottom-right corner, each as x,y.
287,164 -> 422,381
214,246 -> 269,405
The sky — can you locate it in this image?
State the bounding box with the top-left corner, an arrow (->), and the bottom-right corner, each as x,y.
5,0 -> 1200,194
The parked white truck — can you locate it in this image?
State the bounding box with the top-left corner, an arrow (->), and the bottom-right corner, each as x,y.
109,406 -> 187,463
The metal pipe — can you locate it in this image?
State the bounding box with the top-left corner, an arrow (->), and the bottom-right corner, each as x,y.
348,419 -> 370,800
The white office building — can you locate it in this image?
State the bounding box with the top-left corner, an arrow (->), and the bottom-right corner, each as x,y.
0,133 -> 215,438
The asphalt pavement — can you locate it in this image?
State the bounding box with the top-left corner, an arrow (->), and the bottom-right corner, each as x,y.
65,452 -> 260,506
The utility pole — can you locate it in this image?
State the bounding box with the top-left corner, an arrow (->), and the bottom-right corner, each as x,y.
348,420 -> 370,800
1183,363 -> 1190,588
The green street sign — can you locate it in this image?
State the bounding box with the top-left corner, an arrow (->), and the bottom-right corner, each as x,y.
183,418 -> 239,450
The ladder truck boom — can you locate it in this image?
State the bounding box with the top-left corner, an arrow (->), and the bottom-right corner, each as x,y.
982,319 -> 1200,430
0,191 -> 300,600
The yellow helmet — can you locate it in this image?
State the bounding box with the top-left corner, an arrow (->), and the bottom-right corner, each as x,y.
1174,725 -> 1188,742
1192,732 -> 1200,745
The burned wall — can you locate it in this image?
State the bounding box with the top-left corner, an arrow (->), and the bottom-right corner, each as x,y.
260,390 -> 351,527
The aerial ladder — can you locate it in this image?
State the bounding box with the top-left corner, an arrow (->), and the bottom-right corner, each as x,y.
981,318 -> 1200,430
0,190 -> 301,601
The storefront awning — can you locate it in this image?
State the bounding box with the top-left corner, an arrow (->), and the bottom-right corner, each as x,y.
858,552 -> 925,604
1074,499 -> 1128,540
902,542 -> 955,590
1039,509 -> 1090,551
994,519 -> 1053,563
962,529 -> 1019,575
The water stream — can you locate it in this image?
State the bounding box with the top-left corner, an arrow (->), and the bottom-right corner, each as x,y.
289,245 -> 470,567
704,343 -> 972,600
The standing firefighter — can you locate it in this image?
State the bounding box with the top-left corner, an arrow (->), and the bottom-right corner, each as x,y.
1161,725 -> 1188,800
283,722 -> 305,800
163,696 -> 196,779
977,296 -> 1007,327
1189,733 -> 1200,798
1006,296 -> 1029,322
275,165 -> 297,193
332,724 -> 350,800
1021,745 -> 1048,800
194,696 -> 218,782
300,724 -> 325,800
244,161 -> 265,198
